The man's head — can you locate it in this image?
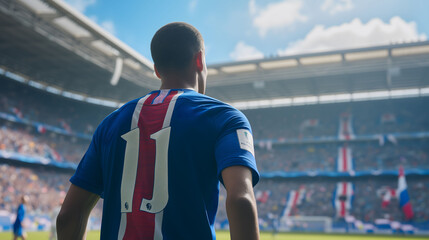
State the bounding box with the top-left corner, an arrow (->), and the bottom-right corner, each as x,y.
21,195 -> 29,204
151,22 -> 207,94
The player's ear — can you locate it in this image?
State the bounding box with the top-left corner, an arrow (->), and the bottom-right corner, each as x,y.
195,51 -> 203,72
154,65 -> 162,79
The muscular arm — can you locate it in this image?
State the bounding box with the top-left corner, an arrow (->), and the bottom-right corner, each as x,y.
57,184 -> 100,240
222,166 -> 259,240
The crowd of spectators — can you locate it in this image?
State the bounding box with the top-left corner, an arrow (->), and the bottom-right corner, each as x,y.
0,120 -> 88,164
1,164 -> 427,230
2,118 -> 428,172
2,75 -> 429,141
0,76 -> 110,134
0,164 -> 102,226
1,163 -> 426,231
2,72 -> 429,231
238,178 -> 429,227
256,140 -> 429,172
0,164 -> 69,215
244,97 -> 429,140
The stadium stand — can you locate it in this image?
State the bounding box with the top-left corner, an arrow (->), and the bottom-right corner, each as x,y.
0,75 -> 110,134
2,74 -> 428,171
245,97 -> 429,140
1,72 -> 429,233
0,120 -> 88,164
1,0 -> 429,235
256,140 -> 429,172
0,164 -> 102,231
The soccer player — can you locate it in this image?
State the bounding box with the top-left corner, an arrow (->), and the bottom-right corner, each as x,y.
57,22 -> 260,240
12,195 -> 28,240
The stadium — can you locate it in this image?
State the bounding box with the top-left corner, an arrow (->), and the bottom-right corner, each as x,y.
1,0 -> 429,239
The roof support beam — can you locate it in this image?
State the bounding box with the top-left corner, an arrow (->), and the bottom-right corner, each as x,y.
110,57 -> 123,86
38,12 -> 59,21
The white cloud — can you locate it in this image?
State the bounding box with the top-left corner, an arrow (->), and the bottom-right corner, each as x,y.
63,0 -> 116,36
249,0 -> 307,37
63,0 -> 96,13
230,41 -> 264,61
249,0 -> 257,15
189,0 -> 198,12
278,16 -> 427,56
321,0 -> 354,15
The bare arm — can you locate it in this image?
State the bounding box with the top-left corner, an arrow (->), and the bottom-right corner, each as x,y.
222,165 -> 259,240
57,184 -> 100,240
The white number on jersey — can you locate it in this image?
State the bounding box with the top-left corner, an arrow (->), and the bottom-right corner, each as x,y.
120,127 -> 171,213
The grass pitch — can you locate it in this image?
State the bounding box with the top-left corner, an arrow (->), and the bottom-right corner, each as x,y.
0,231 -> 429,240
0,231 -> 427,239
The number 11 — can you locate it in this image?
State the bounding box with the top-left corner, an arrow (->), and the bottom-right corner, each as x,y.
120,127 -> 171,214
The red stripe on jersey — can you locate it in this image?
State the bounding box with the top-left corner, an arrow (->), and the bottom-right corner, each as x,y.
123,91 -> 178,239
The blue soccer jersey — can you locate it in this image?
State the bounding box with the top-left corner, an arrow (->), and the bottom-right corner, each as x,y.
13,204 -> 25,236
71,89 -> 259,239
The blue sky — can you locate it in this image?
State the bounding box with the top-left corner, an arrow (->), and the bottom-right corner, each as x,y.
64,0 -> 429,64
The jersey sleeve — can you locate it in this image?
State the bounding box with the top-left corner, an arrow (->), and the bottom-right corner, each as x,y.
70,126 -> 104,196
214,108 -> 259,186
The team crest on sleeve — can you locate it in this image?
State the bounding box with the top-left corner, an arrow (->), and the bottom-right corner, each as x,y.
236,129 -> 255,157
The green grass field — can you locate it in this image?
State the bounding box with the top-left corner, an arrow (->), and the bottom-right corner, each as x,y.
0,231 -> 427,240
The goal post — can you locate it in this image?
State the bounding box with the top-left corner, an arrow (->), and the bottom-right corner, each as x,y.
278,216 -> 332,233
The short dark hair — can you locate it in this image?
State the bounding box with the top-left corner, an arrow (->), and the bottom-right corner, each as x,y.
151,22 -> 204,73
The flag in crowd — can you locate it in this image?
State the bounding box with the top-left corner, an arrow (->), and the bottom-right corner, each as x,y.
376,167 -> 414,220
11,107 -> 23,118
281,186 -> 306,217
398,166 -> 414,220
256,190 -> 271,203
381,188 -> 397,208
257,140 -> 272,150
378,134 -> 398,146
37,124 -> 46,134
59,119 -> 72,133
44,145 -> 63,162
300,119 -> 319,131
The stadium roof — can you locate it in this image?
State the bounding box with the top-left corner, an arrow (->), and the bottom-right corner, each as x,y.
0,0 -> 159,102
1,0 -> 429,108
207,42 -> 429,108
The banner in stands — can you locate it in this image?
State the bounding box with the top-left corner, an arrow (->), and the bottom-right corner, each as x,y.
0,150 -> 77,169
2,110 -> 428,145
338,113 -> 355,140
333,182 -> 354,218
260,169 -> 429,178
0,112 -> 92,140
337,147 -> 354,172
